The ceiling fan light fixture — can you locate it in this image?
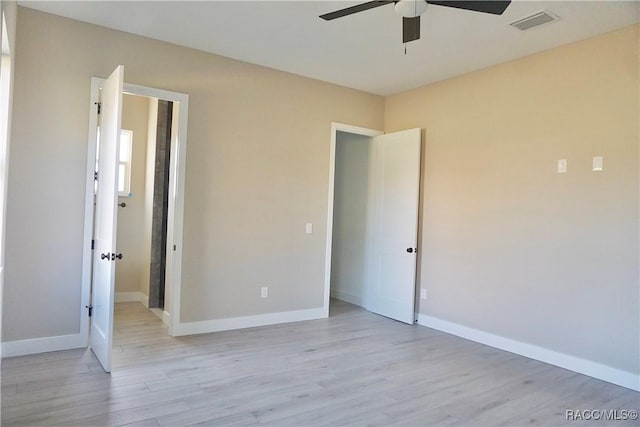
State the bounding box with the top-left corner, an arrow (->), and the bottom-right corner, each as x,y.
394,0 -> 428,18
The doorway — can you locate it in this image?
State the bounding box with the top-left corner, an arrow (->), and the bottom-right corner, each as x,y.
80,72 -> 189,371
324,123 -> 422,325
330,130 -> 375,308
114,94 -> 174,322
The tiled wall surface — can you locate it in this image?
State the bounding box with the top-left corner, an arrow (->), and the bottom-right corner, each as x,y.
148,100 -> 173,309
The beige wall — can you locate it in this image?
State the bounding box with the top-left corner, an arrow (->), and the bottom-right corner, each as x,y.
3,7 -> 383,341
385,25 -> 639,375
115,94 -> 149,295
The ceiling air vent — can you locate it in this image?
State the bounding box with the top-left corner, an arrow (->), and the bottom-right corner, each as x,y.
510,11 -> 558,31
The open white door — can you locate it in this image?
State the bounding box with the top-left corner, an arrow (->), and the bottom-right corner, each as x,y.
366,128 -> 421,324
90,65 -> 123,372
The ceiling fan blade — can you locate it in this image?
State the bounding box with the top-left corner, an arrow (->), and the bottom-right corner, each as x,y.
403,16 -> 420,43
320,1 -> 395,21
426,1 -> 511,15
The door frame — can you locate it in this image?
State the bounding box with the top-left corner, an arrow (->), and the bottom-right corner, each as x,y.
80,78 -> 189,341
323,122 -> 383,317
0,10 -> 14,358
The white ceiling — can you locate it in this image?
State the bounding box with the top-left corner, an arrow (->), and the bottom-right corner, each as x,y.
19,0 -> 640,95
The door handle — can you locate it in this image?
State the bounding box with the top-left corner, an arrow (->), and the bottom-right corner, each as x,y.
100,253 -> 122,261
406,247 -> 417,253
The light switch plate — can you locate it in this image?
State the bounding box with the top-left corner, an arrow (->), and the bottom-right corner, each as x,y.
305,223 -> 313,234
420,288 -> 427,300
593,156 -> 603,171
557,159 -> 567,173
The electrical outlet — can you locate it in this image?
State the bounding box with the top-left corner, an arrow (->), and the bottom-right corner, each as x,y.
420,288 -> 427,300
593,156 -> 603,171
557,159 -> 567,173
261,286 -> 269,298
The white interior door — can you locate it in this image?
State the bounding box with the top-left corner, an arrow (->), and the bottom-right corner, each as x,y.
90,65 -> 123,372
366,128 -> 421,324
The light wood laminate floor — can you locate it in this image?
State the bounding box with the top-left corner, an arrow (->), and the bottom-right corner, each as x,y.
2,300 -> 638,426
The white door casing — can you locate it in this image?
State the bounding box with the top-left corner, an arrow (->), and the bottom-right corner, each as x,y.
323,123 -> 383,316
90,65 -> 124,372
82,79 -> 189,350
366,128 -> 421,324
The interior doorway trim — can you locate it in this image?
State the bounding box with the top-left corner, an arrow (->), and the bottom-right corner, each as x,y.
81,78 -> 189,342
323,122 -> 383,317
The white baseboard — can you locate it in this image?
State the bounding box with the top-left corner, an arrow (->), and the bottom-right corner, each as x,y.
149,308 -> 170,327
115,292 -> 148,306
417,314 -> 640,392
173,307 -> 326,336
2,333 -> 86,358
330,290 -> 364,307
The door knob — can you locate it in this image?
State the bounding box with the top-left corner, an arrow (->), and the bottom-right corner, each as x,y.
118,202 -> 126,208
406,248 -> 413,253
112,253 -> 123,260
101,253 -> 111,260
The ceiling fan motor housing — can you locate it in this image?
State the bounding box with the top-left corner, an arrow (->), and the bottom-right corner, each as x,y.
395,0 -> 428,18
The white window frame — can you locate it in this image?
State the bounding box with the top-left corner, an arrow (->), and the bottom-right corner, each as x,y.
117,129 -> 133,197
96,127 -> 133,197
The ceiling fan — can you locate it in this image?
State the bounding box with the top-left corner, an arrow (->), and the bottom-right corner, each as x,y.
320,0 -> 512,43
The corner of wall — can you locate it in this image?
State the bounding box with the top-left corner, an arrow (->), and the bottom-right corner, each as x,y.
115,291 -> 148,306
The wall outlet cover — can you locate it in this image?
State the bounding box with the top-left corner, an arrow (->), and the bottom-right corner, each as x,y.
593,156 -> 603,171
557,159 -> 567,173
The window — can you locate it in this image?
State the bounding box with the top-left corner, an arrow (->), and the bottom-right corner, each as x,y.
95,128 -> 134,197
118,130 -> 133,196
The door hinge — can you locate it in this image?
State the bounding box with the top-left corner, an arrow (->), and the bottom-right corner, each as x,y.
95,102 -> 101,115
91,239 -> 95,250
86,305 -> 93,317
173,244 -> 177,251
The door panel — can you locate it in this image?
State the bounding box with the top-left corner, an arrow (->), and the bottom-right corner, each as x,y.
90,65 -> 123,372
366,128 -> 421,324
